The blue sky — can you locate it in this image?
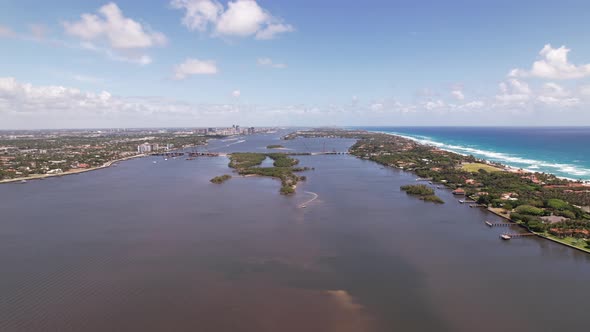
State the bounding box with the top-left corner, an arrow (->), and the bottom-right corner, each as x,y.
1,0 -> 590,128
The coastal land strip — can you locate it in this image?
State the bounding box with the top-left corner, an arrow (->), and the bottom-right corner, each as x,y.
284,128 -> 590,253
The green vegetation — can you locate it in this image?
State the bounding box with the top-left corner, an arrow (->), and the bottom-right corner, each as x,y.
228,152 -> 308,195
400,184 -> 444,204
401,184 -> 435,196
267,153 -> 299,167
423,195 -> 445,204
283,129 -> 590,245
266,144 -> 284,149
515,205 -> 545,216
293,128 -> 590,243
210,174 -> 232,184
0,131 -> 208,180
228,153 -> 266,168
462,163 -> 502,173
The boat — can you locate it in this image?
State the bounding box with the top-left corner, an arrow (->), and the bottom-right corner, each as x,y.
153,161 -> 157,164
19,180 -> 27,184
485,221 -> 493,227
500,234 -> 511,240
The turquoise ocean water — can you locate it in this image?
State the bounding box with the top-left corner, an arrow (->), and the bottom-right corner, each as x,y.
356,127 -> 590,181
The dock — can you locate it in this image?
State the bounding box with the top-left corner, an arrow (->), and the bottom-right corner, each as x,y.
485,221 -> 519,227
499,233 -> 536,240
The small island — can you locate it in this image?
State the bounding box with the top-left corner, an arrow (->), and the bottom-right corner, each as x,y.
227,152 -> 309,195
266,144 -> 285,149
210,174 -> 232,184
400,184 -> 445,204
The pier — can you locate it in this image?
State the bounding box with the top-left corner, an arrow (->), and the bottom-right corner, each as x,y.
500,233 -> 536,240
469,204 -> 487,208
485,221 -> 519,227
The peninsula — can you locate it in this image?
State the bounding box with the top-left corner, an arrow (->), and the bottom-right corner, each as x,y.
285,129 -> 590,252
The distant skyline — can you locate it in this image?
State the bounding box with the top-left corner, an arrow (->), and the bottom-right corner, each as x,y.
1,0 -> 590,129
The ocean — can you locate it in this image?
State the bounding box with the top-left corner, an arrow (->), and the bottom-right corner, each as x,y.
357,127 -> 590,181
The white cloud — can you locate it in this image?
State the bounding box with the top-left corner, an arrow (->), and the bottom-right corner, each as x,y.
257,57 -> 287,69
63,2 -> 167,49
255,23 -> 294,40
173,58 -> 218,79
79,41 -> 153,65
541,82 -> 569,97
232,89 -> 241,98
170,0 -> 223,31
0,76 -> 249,128
370,103 -> 384,111
451,89 -> 465,100
496,78 -> 531,103
537,82 -> 579,106
462,101 -> 484,109
171,0 -> 293,39
424,100 -> 445,110
509,44 -> 590,80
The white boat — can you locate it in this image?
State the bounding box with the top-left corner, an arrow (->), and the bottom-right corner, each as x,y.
500,234 -> 511,240
153,161 -> 157,164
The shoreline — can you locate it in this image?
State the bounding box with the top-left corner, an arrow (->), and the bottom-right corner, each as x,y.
370,130 -> 590,183
341,130 -> 590,254
487,206 -> 590,254
0,154 -> 146,185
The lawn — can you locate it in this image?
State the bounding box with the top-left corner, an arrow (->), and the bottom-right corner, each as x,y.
461,163 -> 503,173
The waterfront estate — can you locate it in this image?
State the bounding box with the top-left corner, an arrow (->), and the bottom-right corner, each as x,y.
286,129 -> 590,251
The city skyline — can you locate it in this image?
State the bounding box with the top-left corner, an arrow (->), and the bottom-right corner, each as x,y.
2,0 -> 590,128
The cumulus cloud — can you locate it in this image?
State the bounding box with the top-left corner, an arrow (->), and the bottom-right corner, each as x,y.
509,44 -> 590,80
451,89 -> 465,100
63,2 -> 167,49
0,76 -> 250,128
257,57 -> 287,69
173,58 -> 218,79
170,0 -> 223,31
171,0 -> 293,39
496,78 -> 531,103
536,82 -> 579,106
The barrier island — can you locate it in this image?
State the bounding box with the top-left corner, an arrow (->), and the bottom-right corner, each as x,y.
286,129 -> 590,252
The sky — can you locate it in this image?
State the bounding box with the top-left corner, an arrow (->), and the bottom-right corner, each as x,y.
1,0 -> 590,129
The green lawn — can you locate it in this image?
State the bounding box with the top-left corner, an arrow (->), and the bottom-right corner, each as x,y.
461,163 -> 502,173
542,234 -> 590,253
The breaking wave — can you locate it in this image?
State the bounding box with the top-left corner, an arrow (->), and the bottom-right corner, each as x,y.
376,131 -> 590,180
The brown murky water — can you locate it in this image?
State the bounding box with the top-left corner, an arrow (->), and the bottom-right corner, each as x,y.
1,132 -> 589,331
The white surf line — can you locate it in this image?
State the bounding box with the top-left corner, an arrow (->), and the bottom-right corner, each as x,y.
298,191 -> 319,208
